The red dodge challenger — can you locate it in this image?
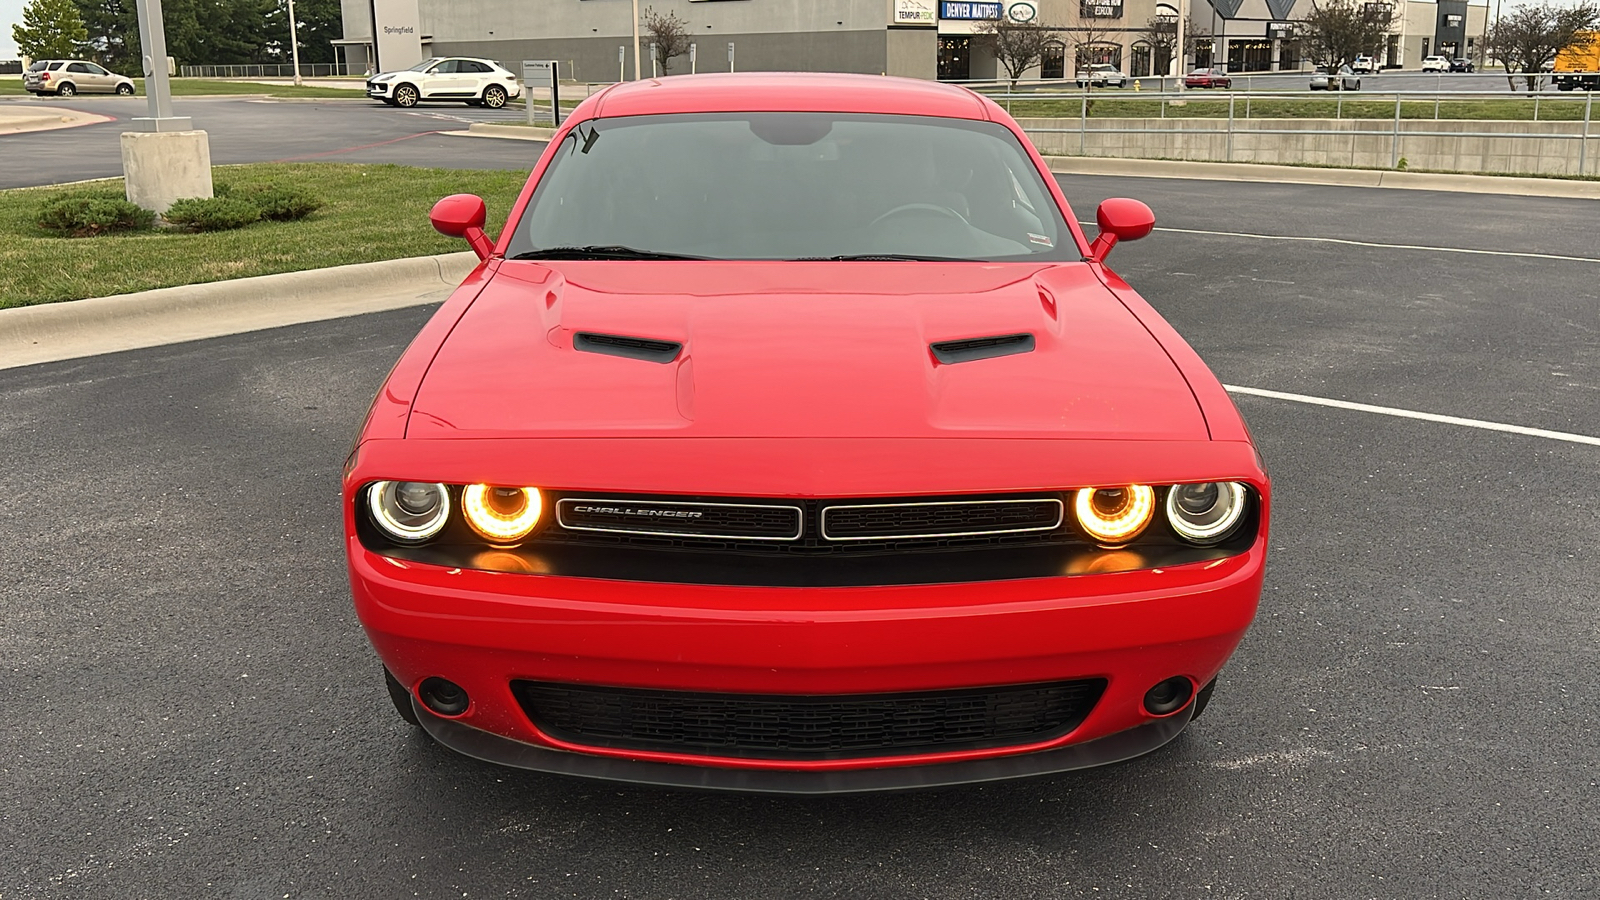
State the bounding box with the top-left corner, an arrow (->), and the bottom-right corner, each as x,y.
344,73 -> 1269,792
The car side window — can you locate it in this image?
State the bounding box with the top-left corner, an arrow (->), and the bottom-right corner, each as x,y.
429,61 -> 454,75
86,63 -> 109,75
68,62 -> 92,73
462,61 -> 491,74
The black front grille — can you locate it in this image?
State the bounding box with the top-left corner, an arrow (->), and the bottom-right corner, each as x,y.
558,498 -> 802,540
822,499 -> 1063,540
512,679 -> 1106,760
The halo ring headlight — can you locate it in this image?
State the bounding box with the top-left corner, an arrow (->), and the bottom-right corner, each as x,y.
1073,485 -> 1155,546
463,485 -> 543,543
367,481 -> 450,544
1165,481 -> 1248,545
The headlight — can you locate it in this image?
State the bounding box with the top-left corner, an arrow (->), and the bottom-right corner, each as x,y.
1165,482 -> 1248,545
462,485 -> 543,543
367,481 -> 450,543
1073,485 -> 1154,545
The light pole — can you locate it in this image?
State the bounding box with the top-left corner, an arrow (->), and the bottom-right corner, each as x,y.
125,0 -> 213,213
631,0 -> 641,80
287,0 -> 303,86
1176,0 -> 1188,91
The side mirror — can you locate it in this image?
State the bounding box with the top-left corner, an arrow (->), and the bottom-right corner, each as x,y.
1088,197 -> 1155,263
430,193 -> 494,261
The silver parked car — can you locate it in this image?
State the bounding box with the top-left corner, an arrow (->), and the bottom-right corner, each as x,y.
24,59 -> 136,97
1309,65 -> 1362,91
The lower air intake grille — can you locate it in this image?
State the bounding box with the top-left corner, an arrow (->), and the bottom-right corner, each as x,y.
512,679 -> 1106,760
821,498 -> 1063,540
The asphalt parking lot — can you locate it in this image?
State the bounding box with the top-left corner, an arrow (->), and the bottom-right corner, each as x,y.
3,167 -> 1598,897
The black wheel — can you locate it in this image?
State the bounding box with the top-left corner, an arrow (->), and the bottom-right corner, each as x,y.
393,83 -> 419,108
384,667 -> 422,727
116,82 -> 134,96
57,82 -> 76,97
482,84 -> 508,109
1190,677 -> 1218,721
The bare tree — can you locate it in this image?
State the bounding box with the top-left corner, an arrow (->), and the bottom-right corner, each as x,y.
1142,10 -> 1212,76
640,5 -> 691,75
1488,0 -> 1600,91
976,18 -> 1056,88
1301,0 -> 1399,70
1063,0 -> 1121,86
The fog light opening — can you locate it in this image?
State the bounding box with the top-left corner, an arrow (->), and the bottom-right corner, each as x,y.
418,677 -> 470,717
1143,676 -> 1194,717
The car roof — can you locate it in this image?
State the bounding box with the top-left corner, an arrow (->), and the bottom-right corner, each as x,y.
591,73 -> 991,121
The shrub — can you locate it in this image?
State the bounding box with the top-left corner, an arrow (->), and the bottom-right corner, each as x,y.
214,182 -> 325,221
36,194 -> 155,237
164,196 -> 262,232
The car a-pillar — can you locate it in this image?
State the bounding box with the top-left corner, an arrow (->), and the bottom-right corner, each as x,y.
121,0 -> 214,213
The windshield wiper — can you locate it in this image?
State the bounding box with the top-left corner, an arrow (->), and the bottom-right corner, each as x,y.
792,253 -> 971,262
511,245 -> 709,261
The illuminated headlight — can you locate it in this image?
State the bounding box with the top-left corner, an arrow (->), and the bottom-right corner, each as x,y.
1073,485 -> 1155,546
1165,482 -> 1248,545
367,481 -> 450,543
463,485 -> 544,543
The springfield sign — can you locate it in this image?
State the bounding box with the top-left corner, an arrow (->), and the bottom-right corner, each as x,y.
893,0 -> 937,25
372,0 -> 424,71
940,1 -> 1003,18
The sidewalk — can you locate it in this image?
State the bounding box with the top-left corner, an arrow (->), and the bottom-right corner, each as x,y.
0,103 -> 113,135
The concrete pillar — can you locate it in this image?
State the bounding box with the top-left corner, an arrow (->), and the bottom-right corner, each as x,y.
121,130 -> 214,214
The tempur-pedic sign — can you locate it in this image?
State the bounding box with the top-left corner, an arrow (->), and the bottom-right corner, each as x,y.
372,0 -> 424,71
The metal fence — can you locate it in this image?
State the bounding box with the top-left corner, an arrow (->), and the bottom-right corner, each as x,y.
977,88 -> 1597,177
179,63 -> 355,78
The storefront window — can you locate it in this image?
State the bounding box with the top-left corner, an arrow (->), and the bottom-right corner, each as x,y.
1277,40 -> 1300,71
938,36 -> 971,80
1130,42 -> 1152,78
1226,39 -> 1272,72
1075,43 -> 1122,72
1041,42 -> 1065,79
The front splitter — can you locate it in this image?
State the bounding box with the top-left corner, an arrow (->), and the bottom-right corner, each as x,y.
413,701 -> 1195,794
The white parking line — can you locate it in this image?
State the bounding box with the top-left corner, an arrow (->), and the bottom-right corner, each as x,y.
1079,221 -> 1600,264
1225,385 -> 1600,447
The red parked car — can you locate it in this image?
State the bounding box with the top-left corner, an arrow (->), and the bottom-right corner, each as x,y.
344,72 -> 1269,792
1184,66 -> 1233,88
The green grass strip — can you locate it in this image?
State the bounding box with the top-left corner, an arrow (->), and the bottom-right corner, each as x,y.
0,163 -> 529,309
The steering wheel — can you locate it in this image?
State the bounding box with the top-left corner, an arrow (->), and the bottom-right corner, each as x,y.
870,203 -> 969,228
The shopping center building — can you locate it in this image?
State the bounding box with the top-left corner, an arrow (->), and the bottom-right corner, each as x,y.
336,0 -> 1488,83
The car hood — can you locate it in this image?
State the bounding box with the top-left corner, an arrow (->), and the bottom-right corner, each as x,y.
407,261 -> 1208,441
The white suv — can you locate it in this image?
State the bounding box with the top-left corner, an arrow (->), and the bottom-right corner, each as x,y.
1421,55 -> 1451,72
366,57 -> 522,109
1351,56 -> 1379,74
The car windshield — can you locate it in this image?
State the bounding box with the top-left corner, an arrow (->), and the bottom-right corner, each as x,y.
406,58 -> 441,72
507,112 -> 1075,262
27,60 -> 50,72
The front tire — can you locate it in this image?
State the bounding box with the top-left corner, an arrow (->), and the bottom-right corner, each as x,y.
56,82 -> 77,97
482,84 -> 508,109
116,82 -> 134,96
393,83 -> 419,108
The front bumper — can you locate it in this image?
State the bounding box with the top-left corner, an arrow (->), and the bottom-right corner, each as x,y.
351,537 -> 1264,783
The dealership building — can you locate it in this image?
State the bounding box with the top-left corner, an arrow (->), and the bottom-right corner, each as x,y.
336,0 -> 1488,84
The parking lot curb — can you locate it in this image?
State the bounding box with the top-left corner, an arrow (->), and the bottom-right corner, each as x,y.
0,251 -> 478,371
462,123 -> 559,141
1043,156 -> 1600,200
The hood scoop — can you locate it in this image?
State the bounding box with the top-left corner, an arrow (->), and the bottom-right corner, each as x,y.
574,332 -> 683,364
930,333 -> 1035,365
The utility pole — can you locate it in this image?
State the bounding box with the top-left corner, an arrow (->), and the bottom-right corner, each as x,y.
287,0 -> 303,86
631,0 -> 641,79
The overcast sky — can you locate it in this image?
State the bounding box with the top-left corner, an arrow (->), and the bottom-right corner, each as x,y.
3,0 -> 26,59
